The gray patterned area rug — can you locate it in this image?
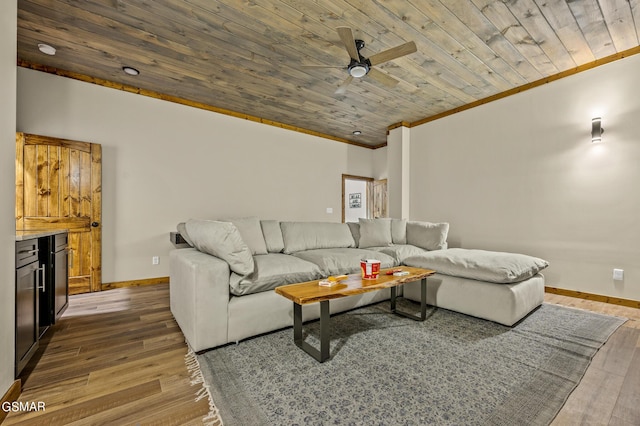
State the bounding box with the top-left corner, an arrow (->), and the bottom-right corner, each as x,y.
197,301 -> 625,426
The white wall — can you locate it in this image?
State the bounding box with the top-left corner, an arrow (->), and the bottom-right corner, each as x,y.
17,68 -> 374,283
344,179 -> 367,222
410,53 -> 640,301
387,126 -> 411,219
372,145 -> 388,180
1,0 -> 17,398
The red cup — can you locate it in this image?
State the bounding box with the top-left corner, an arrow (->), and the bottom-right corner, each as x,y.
361,259 -> 381,279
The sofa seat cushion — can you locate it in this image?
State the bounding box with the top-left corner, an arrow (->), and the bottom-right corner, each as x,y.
403,248 -> 549,284
230,254 -> 323,296
368,244 -> 428,264
293,248 -> 396,276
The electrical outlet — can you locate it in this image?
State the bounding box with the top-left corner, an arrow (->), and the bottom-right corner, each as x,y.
326,207 -> 333,214
613,268 -> 624,281
152,256 -> 160,265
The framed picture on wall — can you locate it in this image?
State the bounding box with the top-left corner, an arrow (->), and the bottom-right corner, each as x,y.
349,193 -> 361,208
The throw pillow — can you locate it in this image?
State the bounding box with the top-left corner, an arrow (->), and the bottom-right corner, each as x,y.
406,221 -> 449,250
222,217 -> 268,255
358,218 -> 393,248
185,219 -> 255,276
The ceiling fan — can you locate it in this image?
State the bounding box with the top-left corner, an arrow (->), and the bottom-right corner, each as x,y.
307,27 -> 417,95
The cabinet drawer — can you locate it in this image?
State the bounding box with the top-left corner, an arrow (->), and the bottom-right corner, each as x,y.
54,233 -> 68,251
16,240 -> 39,268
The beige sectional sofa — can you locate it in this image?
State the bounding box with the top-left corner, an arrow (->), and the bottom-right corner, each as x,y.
170,218 -> 548,353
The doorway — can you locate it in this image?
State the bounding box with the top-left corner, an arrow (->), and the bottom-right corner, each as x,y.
342,175 -> 388,223
16,133 -> 102,295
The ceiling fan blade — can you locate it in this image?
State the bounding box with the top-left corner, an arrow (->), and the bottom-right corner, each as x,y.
336,27 -> 360,61
368,41 -> 417,66
301,65 -> 346,68
367,68 -> 399,88
335,75 -> 354,95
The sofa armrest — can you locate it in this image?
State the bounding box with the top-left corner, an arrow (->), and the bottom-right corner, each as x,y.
170,248 -> 231,352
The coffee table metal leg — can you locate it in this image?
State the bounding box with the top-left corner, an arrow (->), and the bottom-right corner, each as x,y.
390,286 -> 397,311
419,277 -> 428,320
390,278 -> 428,321
293,300 -> 330,362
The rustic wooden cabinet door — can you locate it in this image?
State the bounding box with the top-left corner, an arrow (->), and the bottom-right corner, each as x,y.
16,133 -> 102,295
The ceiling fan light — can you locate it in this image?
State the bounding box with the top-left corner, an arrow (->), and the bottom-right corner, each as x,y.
349,64 -> 368,78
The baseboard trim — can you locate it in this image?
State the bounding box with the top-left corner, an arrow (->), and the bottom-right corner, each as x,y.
545,286 -> 640,309
102,276 -> 169,290
1,380 -> 22,423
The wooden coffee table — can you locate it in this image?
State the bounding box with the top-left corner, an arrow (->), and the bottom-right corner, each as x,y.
275,266 -> 435,362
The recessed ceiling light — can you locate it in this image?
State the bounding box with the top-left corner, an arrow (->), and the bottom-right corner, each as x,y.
352,130 -> 362,136
37,43 -> 56,56
122,66 -> 140,76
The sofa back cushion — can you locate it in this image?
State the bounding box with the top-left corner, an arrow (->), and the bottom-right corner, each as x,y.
176,222 -> 194,247
406,221 -> 449,251
185,219 -> 255,276
222,217 -> 268,255
260,220 -> 285,253
281,222 -> 356,254
358,218 -> 392,248
391,219 -> 408,244
346,222 -> 360,246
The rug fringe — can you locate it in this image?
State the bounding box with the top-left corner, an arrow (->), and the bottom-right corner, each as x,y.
185,348 -> 223,425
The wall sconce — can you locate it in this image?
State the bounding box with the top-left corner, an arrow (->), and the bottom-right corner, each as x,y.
591,117 -> 604,143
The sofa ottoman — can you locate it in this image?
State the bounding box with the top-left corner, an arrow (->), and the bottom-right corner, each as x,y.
402,248 -> 548,326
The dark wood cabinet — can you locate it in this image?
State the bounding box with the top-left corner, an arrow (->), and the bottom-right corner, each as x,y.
15,231 -> 69,378
38,233 -> 69,337
15,239 -> 41,377
53,234 -> 70,320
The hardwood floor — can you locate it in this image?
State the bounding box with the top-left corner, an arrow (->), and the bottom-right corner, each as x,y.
545,293 -> 640,426
4,284 -> 213,425
4,284 -> 639,425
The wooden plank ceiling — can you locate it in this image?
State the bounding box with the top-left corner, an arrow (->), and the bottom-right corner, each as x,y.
16,0 -> 640,147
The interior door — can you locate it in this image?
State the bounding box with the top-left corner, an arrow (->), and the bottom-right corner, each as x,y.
372,179 -> 388,218
16,133 -> 102,295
